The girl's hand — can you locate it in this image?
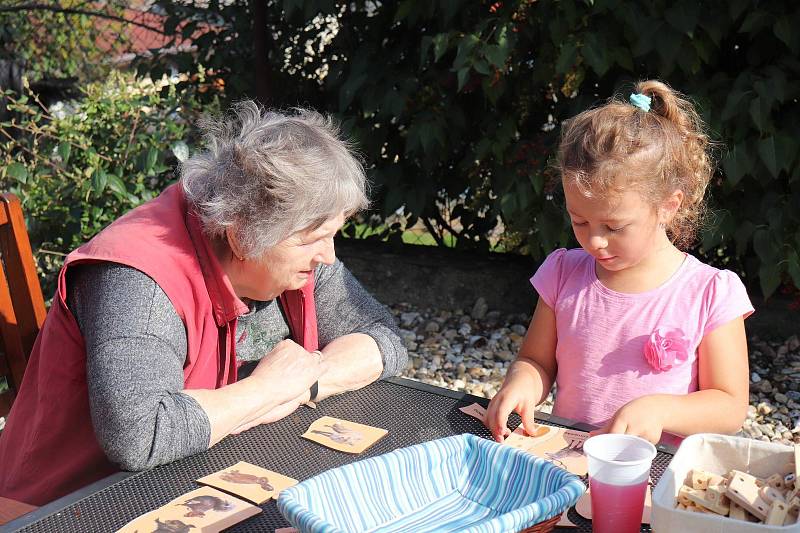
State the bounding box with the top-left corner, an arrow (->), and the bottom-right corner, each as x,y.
485,376 -> 539,443
486,299 -> 558,443
590,395 -> 665,444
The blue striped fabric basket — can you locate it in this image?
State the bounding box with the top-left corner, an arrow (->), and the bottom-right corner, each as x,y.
277,433 -> 586,533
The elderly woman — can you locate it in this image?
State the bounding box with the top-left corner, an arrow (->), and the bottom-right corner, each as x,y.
0,102 -> 407,506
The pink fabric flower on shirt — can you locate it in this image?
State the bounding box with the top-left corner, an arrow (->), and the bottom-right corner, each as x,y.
644,327 -> 690,371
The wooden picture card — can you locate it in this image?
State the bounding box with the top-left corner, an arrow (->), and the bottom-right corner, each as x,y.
302,416 -> 387,454
457,402 -> 589,475
458,403 -> 488,423
504,424 -> 589,476
197,461 -> 298,504
116,486 -> 260,533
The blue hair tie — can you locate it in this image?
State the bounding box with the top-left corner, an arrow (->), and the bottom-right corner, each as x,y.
629,93 -> 651,112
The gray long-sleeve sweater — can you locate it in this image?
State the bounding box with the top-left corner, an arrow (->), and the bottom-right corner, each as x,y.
66,258 -> 407,471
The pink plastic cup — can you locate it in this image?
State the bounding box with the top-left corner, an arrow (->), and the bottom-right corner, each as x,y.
582,434 -> 656,533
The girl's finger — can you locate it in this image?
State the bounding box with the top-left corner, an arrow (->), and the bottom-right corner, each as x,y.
589,421 -> 610,437
607,418 -> 628,435
519,408 -> 539,438
492,417 -> 510,442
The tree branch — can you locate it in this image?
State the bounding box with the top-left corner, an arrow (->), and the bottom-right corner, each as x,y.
421,216 -> 446,247
0,4 -> 167,35
432,208 -> 464,240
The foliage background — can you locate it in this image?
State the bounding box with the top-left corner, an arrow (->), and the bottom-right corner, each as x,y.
0,72 -> 209,293
1,0 -> 798,300
0,1 -> 130,84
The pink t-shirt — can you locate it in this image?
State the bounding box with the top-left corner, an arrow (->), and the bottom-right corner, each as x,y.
531,248 -> 753,443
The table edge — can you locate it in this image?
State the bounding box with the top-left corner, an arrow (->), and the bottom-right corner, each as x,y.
1,471 -> 136,532
2,377 -> 677,532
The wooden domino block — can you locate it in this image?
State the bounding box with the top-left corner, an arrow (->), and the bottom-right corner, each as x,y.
766,500 -> 789,526
677,485 -> 694,506
795,444 -> 800,482
682,486 -> 704,507
759,485 -> 786,504
767,473 -> 785,490
788,486 -> 800,505
688,469 -> 714,490
710,474 -> 726,487
787,496 -> 800,515
727,470 -> 771,520
729,501 -> 748,521
686,502 -> 714,514
686,485 -> 730,516
785,499 -> 800,527
704,483 -> 731,515
677,464 -> 800,524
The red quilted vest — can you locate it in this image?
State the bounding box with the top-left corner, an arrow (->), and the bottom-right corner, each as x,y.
0,184 -> 318,505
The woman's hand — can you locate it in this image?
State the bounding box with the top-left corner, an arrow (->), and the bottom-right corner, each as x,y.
590,395 -> 665,444
229,393 -> 306,435
485,364 -> 541,443
250,339 -> 325,404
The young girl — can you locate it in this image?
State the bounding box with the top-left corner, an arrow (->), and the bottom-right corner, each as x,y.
486,80 -> 753,446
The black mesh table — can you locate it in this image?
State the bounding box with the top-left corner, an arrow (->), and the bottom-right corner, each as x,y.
3,377 -> 675,532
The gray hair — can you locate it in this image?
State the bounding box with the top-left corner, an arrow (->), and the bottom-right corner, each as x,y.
181,101 -> 369,258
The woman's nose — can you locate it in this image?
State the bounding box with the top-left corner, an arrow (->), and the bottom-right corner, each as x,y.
315,239 -> 336,265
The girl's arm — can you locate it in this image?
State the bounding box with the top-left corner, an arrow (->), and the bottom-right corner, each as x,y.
597,316 -> 749,443
485,298 -> 558,441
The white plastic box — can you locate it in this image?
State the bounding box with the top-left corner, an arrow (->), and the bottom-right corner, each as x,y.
652,433 -> 800,532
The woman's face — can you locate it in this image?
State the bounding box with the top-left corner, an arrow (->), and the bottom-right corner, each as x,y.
230,212 -> 345,301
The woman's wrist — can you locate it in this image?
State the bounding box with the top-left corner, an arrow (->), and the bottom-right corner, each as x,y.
304,350 -> 324,406
308,380 -> 319,402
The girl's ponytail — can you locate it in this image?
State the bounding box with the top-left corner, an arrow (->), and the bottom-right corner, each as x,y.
634,80 -> 712,248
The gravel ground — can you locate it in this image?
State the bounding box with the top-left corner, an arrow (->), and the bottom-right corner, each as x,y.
392,298 -> 800,445
1,300 -> 794,445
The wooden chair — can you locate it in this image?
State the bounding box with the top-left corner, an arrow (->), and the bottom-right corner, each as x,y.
0,193 -> 46,524
0,497 -> 36,526
0,193 -> 46,418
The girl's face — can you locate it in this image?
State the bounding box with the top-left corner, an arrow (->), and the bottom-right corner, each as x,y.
564,182 -> 671,274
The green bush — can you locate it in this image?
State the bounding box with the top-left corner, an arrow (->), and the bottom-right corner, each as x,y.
143,0 -> 799,298
529,0 -> 800,299
0,2 -> 127,84
8,1 -> 797,299
0,70 -> 211,295
317,0 -> 800,299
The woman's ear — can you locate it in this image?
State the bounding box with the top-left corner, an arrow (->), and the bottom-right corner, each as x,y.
225,228 -> 245,261
659,189 -> 684,224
